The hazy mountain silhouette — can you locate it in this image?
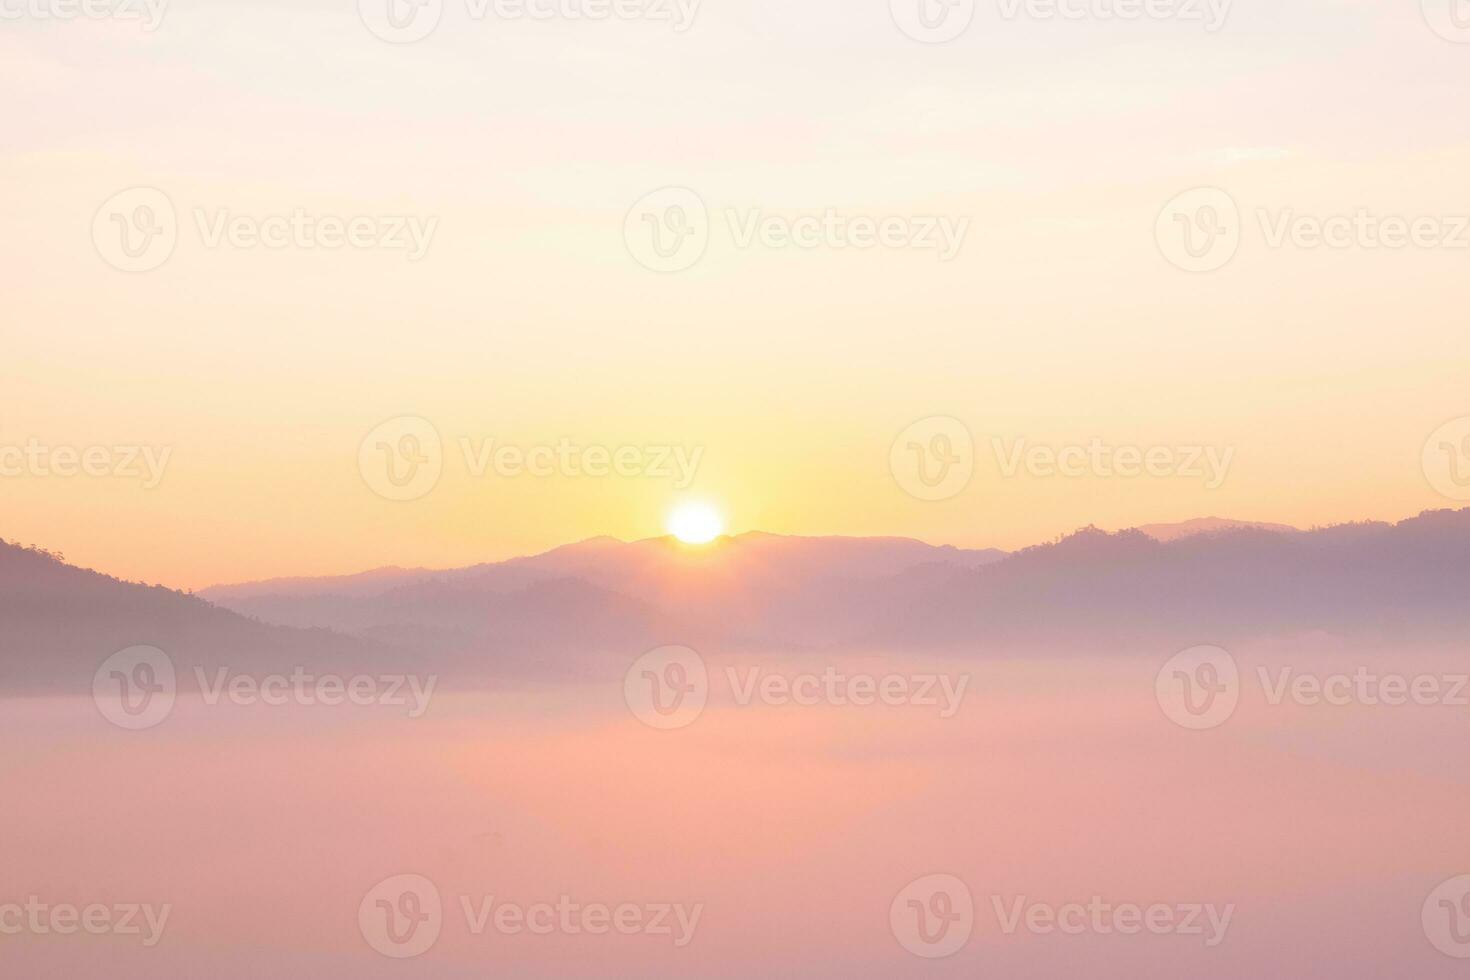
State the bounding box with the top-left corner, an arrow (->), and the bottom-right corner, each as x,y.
0,539 -> 399,695
201,534 -> 1008,656
865,509 -> 1470,651
1134,516 -> 1301,541
7,512 -> 1470,694
201,512 -> 1470,656
202,534 -> 1004,607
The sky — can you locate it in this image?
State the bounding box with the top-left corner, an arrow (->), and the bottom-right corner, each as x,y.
3,0 -> 1469,589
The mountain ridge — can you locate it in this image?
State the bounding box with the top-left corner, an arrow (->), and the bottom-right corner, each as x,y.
6,510 -> 1469,694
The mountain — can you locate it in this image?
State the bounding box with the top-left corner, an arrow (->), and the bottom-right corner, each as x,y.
202,534 -> 1005,604
2,533 -> 1009,693
0,539 -> 398,695
1134,517 -> 1301,541
867,510 -> 1470,650
198,564 -> 437,600
7,512 -> 1470,696
196,534 -> 1008,659
200,533 -> 1008,644
198,513 -> 1470,657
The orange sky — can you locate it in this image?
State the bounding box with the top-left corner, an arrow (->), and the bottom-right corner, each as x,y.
3,0 -> 1468,589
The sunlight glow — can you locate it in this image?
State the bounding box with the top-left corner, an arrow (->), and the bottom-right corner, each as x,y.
667,503 -> 724,545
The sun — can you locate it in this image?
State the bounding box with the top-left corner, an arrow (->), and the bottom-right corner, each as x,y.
667,502 -> 725,545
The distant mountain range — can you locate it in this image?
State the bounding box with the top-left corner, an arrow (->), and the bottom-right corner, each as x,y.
4,512 -> 1467,694
864,511 -> 1469,650
198,533 -> 1009,667
1133,517 -> 1301,541
0,540 -> 400,695
197,517 -> 1294,613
